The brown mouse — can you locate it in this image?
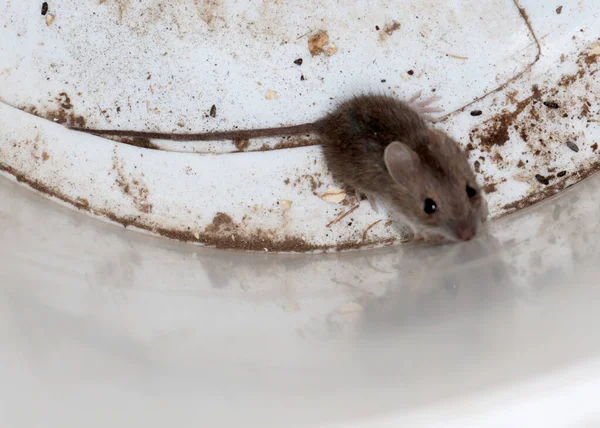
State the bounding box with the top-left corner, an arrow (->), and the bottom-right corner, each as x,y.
71,93 -> 487,242
318,94 -> 487,242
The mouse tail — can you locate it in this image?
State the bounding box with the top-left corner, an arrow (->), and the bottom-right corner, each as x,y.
69,122 -> 319,142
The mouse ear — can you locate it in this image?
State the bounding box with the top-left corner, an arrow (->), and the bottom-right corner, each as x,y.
384,141 -> 419,186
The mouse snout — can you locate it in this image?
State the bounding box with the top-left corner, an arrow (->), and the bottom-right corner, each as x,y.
455,221 -> 477,241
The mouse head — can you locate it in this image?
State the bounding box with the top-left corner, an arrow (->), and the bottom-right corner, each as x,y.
383,129 -> 488,241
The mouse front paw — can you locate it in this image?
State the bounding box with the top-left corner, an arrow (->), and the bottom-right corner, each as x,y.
408,91 -> 444,122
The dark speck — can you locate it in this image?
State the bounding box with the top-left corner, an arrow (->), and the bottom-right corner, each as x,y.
41,2 -> 48,15
294,58 -> 303,66
557,171 -> 567,178
375,25 -> 380,30
535,174 -> 550,185
300,75 -> 305,81
470,110 -> 483,116
210,104 -> 217,118
566,141 -> 579,152
543,101 -> 560,109
407,70 -> 414,76
381,79 -> 386,83
556,5 -> 563,14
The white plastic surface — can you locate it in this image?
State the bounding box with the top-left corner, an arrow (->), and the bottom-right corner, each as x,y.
2,161 -> 600,427
2,0 -> 599,251
2,1 -> 600,427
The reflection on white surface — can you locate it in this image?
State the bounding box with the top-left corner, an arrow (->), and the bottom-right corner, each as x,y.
2,169 -> 600,427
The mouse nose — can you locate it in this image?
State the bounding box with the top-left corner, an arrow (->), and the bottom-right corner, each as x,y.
456,224 -> 476,241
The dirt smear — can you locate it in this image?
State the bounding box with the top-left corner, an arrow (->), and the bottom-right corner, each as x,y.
0,161 -> 396,253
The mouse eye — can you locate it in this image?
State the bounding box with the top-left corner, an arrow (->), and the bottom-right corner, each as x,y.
423,198 -> 437,214
466,185 -> 477,199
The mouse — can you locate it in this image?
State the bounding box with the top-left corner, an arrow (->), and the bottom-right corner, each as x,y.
70,93 -> 488,242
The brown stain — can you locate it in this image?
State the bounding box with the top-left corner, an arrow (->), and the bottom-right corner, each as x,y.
2,138 -> 401,251
580,101 -> 591,119
57,92 -> 73,110
379,20 -> 401,41
112,153 -> 153,214
0,163 -> 92,211
470,85 -> 543,150
294,174 -> 322,194
205,212 -> 234,233
559,48 -> 599,87
22,104 -> 86,128
470,46 -> 598,152
1,160 -> 398,252
483,183 -> 497,194
234,139 -> 250,151
501,162 -> 600,216
195,0 -> 226,30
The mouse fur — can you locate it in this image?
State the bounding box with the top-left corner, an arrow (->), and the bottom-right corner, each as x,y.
317,94 -> 487,242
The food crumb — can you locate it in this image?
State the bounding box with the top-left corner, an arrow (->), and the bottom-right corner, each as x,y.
41,152 -> 49,161
209,104 -> 217,117
45,13 -> 55,26
294,58 -> 303,65
308,30 -> 329,56
513,173 -> 532,183
265,89 -> 280,100
325,45 -> 338,56
280,200 -> 292,210
407,69 -> 414,76
556,5 -> 563,14
588,45 -> 600,57
319,187 -> 347,204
